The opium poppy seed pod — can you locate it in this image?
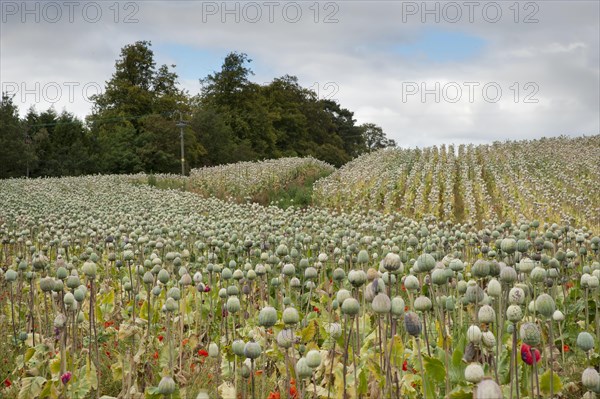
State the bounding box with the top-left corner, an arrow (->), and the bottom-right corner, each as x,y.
372,293 -> 391,314
157,376 -> 177,395
341,297 -> 360,316
295,357 -> 313,379
404,312 -> 422,337
535,293 -> 555,318
519,322 -> 541,347
577,332 -> 595,352
464,363 -> 484,383
474,378 -> 503,399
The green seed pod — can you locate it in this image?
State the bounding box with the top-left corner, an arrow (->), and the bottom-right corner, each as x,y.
414,296 -> 432,312
63,292 -> 75,306
535,294 -> 555,318
54,313 -> 67,328
391,297 -> 405,317
465,284 -> 484,304
165,297 -> 178,312
143,271 -> 154,285
457,280 -> 468,294
66,275 -> 80,289
449,259 -> 464,272
53,279 -> 64,292
487,279 -> 501,297
416,253 -> 435,272
328,323 -> 342,339
506,305 -> 523,322
39,276 -> 54,292
332,268 -> 346,282
296,358 -> 313,379
56,266 -> 68,280
227,296 -> 241,313
167,287 -> 181,301
508,287 -> 525,305
474,378 -> 503,399
372,293 -> 391,314
277,329 -> 295,348
478,305 -> 495,324
341,297 -> 360,316
518,258 -> 535,273
467,325 -> 482,344
304,267 -> 318,280
218,288 -> 228,299
519,322 -> 541,347
445,296 -> 455,311
82,261 -> 97,278
472,260 -> 490,278
305,350 -> 322,368
501,238 -> 517,254
158,376 -> 177,395
552,310 -> 564,321
336,289 -> 352,305
577,332 -> 595,352
404,312 -> 422,337
383,252 -> 402,272
232,340 -> 246,357
258,306 -> 278,328
158,269 -> 170,284
348,270 -> 367,287
530,267 -> 546,283
282,307 -> 299,325
464,363 -> 484,383
481,331 -> 496,348
241,364 -> 251,379
582,367 -> 600,390
431,268 -> 448,286
357,249 -> 369,264
209,342 -> 219,358
244,341 -> 262,359
74,288 -> 85,302
282,263 -> 295,277
227,285 -> 239,296
152,286 -> 162,296
404,275 -> 420,291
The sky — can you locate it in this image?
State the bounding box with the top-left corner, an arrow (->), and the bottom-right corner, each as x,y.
1,0 -> 599,148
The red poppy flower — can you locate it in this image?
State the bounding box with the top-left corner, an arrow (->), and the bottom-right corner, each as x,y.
158,335 -> 164,342
402,360 -> 408,371
153,351 -> 159,359
313,306 -> 320,313
563,344 -> 570,352
198,349 -> 209,357
3,378 -> 11,387
520,344 -> 541,366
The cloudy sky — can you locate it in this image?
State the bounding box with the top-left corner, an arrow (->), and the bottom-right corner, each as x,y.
1,0 -> 598,147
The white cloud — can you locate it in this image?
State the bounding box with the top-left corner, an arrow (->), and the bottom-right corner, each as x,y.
1,0 -> 598,147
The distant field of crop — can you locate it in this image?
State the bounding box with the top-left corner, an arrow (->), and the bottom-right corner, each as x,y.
314,136 -> 600,230
0,139 -> 599,399
189,157 -> 335,204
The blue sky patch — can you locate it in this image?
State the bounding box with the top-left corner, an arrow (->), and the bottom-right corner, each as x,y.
392,29 -> 486,62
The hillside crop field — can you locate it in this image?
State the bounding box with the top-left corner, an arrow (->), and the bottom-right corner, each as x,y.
1,136 -> 600,399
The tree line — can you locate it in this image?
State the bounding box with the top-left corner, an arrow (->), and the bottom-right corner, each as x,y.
0,41 -> 396,179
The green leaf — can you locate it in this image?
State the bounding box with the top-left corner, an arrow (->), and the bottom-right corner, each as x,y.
498,347 -> 511,385
300,320 -> 317,342
449,347 -> 465,384
423,355 -> 445,385
448,385 -> 472,399
19,376 -> 46,399
540,369 -> 562,395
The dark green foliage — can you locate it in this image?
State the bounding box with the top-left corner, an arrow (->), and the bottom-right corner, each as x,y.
0,43 -> 395,178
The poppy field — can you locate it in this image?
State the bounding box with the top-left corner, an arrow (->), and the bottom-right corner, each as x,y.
1,136 -> 600,399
